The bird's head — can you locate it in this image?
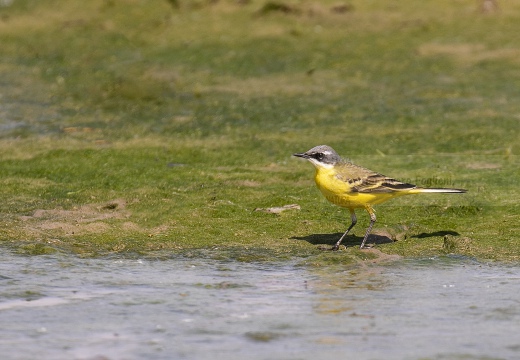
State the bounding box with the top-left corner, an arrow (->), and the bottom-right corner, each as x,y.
293,145 -> 342,168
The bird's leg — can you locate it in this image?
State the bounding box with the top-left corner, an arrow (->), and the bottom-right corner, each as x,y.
333,209 -> 357,251
359,206 -> 376,249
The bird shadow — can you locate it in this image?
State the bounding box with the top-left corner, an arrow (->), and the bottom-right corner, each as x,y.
293,230 -> 460,250
291,232 -> 394,250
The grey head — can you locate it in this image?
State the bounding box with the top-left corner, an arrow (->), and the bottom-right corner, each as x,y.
293,145 -> 342,166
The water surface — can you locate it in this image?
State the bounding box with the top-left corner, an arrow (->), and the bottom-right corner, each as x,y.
0,250 -> 518,360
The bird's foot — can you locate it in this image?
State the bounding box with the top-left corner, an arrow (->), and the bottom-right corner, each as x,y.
359,243 -> 375,250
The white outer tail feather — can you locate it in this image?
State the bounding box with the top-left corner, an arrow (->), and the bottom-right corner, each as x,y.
416,188 -> 466,193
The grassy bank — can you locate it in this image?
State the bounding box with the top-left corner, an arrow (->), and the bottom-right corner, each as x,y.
0,0 -> 518,262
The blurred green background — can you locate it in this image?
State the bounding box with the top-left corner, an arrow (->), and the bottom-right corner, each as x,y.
0,0 -> 518,261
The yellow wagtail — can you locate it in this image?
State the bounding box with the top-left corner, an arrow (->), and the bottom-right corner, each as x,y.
294,145 -> 467,250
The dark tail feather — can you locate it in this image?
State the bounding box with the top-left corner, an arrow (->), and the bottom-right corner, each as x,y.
412,188 -> 467,194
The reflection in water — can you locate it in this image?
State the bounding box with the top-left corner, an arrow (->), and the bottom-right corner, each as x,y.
0,250 -> 518,360
312,268 -> 388,315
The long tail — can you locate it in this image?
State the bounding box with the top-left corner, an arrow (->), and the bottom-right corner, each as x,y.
410,187 -> 467,194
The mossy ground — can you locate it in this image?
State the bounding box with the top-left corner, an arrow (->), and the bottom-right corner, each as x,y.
0,0 -> 518,263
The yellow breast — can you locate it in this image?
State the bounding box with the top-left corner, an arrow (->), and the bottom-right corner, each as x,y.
314,167 -> 396,209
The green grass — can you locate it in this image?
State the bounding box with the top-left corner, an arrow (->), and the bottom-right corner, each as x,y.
0,0 -> 518,263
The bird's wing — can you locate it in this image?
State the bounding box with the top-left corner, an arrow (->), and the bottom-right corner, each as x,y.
335,163 -> 416,193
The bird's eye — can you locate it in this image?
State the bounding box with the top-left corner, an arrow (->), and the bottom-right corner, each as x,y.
315,153 -> 324,160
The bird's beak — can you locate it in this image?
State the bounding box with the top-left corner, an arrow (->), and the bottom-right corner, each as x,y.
293,152 -> 309,159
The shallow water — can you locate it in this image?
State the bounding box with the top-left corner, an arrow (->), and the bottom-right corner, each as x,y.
0,250 -> 518,360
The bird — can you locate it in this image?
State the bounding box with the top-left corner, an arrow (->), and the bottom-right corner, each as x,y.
293,145 -> 467,250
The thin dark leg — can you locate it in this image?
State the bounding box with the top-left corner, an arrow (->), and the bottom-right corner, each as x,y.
359,206 -> 376,249
333,210 -> 357,251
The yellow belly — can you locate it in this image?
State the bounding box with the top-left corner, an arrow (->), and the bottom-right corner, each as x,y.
314,167 -> 400,209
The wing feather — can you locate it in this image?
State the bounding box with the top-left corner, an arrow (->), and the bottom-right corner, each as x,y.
335,162 -> 416,193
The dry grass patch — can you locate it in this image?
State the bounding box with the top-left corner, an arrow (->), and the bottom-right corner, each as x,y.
418,43 -> 520,65
18,199 -> 130,237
